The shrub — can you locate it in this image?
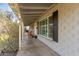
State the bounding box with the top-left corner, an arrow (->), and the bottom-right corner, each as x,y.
0,16 -> 19,52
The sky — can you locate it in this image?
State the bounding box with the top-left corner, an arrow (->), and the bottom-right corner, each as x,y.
0,3 -> 12,12
0,3 -> 17,21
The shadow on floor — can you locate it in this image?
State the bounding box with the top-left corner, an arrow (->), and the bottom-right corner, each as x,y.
17,33 -> 60,56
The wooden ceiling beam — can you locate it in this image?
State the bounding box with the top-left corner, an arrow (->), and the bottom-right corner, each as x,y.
21,12 -> 45,14
22,15 -> 41,16
20,6 -> 49,9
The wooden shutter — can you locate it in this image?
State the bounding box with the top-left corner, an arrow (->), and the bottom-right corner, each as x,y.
53,10 -> 58,42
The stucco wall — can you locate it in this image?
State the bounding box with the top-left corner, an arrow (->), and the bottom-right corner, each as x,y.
38,4 -> 79,56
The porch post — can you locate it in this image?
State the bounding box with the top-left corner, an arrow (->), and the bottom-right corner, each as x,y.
22,21 -> 24,40
19,20 -> 22,50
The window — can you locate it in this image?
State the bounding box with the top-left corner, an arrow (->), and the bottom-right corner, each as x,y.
48,10 -> 58,42
37,22 -> 40,34
39,19 -> 48,37
38,10 -> 58,42
48,16 -> 53,39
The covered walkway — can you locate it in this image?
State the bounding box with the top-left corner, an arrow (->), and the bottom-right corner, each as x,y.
10,3 -> 59,56
10,3 -> 79,56
9,3 -> 60,56
17,32 -> 59,56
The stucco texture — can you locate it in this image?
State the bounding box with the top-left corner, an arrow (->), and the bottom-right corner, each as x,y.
38,4 -> 79,56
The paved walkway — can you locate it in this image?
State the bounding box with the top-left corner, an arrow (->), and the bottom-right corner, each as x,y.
17,33 -> 59,56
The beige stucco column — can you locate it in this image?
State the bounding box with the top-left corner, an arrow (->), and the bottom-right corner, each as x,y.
22,21 -> 24,40
19,20 -> 24,51
19,20 -> 22,50
9,3 -> 24,51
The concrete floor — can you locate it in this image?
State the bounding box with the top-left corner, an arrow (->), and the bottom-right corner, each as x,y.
17,33 -> 59,56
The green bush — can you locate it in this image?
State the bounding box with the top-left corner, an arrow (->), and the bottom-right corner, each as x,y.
0,17 -> 19,51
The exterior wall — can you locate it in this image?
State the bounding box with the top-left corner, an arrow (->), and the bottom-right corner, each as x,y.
31,22 -> 38,35
37,4 -> 79,55
29,25 -> 33,31
34,23 -> 38,35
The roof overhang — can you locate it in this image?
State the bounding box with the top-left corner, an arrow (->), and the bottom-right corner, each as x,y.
9,3 -> 55,26
18,3 -> 54,26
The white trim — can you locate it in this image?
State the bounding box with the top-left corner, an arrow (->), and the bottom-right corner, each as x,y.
47,17 -> 49,38
37,15 -> 53,41
38,14 -> 52,22
39,34 -> 53,41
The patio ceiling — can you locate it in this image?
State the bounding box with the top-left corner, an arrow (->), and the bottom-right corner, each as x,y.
18,3 -> 54,26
